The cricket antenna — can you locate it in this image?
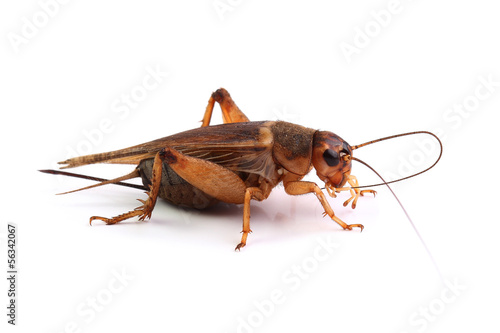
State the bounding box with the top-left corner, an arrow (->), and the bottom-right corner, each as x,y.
351,155 -> 445,283
350,131 -> 442,189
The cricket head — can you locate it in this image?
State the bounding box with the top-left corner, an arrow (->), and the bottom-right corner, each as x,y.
312,131 -> 352,193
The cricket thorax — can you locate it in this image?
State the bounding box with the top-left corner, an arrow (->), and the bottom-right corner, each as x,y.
270,121 -> 316,176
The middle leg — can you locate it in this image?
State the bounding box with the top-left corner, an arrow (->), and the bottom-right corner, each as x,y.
161,147 -> 271,250
236,187 -> 267,251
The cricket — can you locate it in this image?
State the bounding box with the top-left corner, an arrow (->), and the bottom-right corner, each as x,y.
41,88 -> 442,250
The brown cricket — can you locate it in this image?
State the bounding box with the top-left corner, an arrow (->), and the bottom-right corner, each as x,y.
41,88 -> 442,250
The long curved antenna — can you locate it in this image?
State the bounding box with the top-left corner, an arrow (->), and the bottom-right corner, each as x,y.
352,156 -> 445,283
350,131 -> 442,189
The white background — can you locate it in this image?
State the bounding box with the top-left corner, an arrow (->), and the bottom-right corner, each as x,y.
1,1 -> 499,332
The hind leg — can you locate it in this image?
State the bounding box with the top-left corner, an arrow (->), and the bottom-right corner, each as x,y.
89,145 -> 249,225
90,151 -> 164,225
91,144 -> 270,250
201,88 -> 250,127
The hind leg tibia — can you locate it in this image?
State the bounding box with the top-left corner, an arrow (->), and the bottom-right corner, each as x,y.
201,88 -> 250,127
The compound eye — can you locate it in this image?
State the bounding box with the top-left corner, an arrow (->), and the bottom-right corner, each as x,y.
323,149 -> 340,167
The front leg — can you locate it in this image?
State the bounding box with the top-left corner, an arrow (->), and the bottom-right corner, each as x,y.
284,178 -> 364,232
328,175 -> 376,209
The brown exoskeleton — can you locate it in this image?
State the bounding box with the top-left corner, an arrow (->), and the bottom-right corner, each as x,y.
41,88 -> 441,250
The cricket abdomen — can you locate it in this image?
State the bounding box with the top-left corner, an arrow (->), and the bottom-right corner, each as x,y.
138,158 -> 219,209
